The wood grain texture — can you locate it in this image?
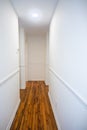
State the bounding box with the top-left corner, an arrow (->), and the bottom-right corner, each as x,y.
10,81 -> 58,130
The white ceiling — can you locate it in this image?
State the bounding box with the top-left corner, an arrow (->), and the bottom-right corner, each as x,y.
11,0 -> 58,33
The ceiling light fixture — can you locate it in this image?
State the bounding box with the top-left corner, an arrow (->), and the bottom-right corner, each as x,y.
32,13 -> 39,18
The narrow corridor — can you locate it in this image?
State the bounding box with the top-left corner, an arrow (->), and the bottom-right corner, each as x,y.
10,81 -> 58,130
1,0 -> 87,130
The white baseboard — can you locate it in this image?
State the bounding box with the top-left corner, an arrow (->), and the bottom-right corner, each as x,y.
48,92 -> 61,130
45,80 -> 49,86
21,87 -> 26,90
6,98 -> 20,130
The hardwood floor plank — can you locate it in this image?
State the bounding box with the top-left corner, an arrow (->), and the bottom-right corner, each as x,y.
10,81 -> 58,130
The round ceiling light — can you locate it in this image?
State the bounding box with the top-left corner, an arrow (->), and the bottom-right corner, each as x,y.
32,13 -> 39,18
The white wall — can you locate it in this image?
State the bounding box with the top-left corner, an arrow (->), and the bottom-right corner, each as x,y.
0,0 -> 20,130
19,26 -> 26,89
45,32 -> 49,85
49,0 -> 87,130
25,35 -> 29,81
26,33 -> 46,81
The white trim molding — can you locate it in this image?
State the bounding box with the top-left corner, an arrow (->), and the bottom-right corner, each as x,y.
0,68 -> 19,87
49,67 -> 87,107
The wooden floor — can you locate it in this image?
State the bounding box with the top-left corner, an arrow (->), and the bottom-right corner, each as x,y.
10,81 -> 58,130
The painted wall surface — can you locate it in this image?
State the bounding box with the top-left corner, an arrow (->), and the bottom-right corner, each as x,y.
0,0 -> 20,130
49,0 -> 87,130
25,35 -> 29,81
45,32 -> 49,85
26,33 -> 46,81
19,26 -> 26,89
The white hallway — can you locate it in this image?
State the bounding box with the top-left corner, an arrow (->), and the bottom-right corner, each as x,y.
0,0 -> 87,130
